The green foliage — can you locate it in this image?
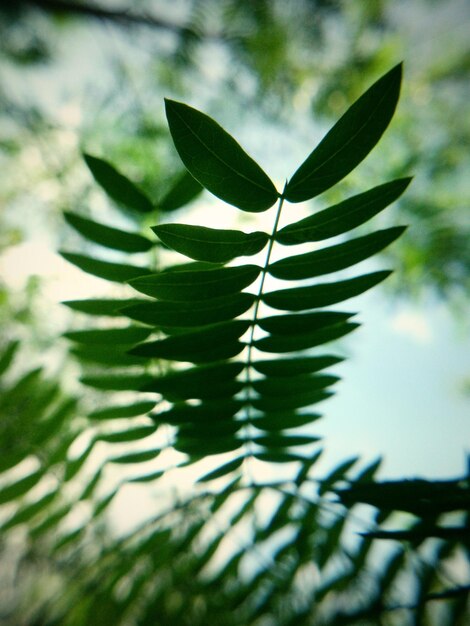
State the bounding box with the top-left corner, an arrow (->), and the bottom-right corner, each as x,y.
1,65 -> 468,626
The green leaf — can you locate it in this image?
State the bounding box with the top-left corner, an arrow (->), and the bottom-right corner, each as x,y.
64,211 -> 154,252
258,311 -> 353,334
165,99 -> 278,212
97,425 -> 157,444
152,224 -> 269,263
276,178 -> 411,245
0,340 -> 19,377
129,264 -> 261,301
0,470 -> 43,505
152,399 -> 242,426
319,456 -> 360,495
62,298 -> 145,317
110,449 -> 160,464
157,170 -> 203,212
60,252 -> 152,283
129,320 -> 249,362
252,373 -> 339,396
262,271 -> 391,311
252,411 -> 321,431
64,326 -> 151,344
2,491 -> 57,531
253,355 -> 343,377
175,437 -> 241,456
83,153 -> 154,214
80,373 -> 154,391
253,389 -> 332,411
197,456 -> 245,482
129,470 -> 165,483
89,401 -> 156,420
143,362 -> 244,399
123,292 -> 255,327
269,227 -> 406,279
71,345 -> 147,367
254,451 -> 306,464
255,322 -> 359,353
284,64 -> 403,202
252,434 -> 321,448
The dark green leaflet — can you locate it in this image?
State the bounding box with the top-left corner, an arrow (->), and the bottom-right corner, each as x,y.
89,401 -> 156,420
284,64 -> 402,202
123,292 -> 255,327
263,271 -> 391,311
276,178 -> 411,245
253,356 -> 344,377
165,99 -> 279,212
254,322 -> 359,353
129,265 -> 260,301
80,373 -> 154,391
150,399 -> 242,426
65,326 -> 151,344
252,374 -> 339,396
62,298 -> 146,317
152,224 -> 269,263
258,311 -> 354,334
252,411 -> 322,431
64,211 -> 154,252
269,227 -> 406,279
83,153 -> 154,214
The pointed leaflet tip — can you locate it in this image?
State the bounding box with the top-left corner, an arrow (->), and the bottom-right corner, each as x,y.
285,63 -> 403,203
164,99 -> 279,212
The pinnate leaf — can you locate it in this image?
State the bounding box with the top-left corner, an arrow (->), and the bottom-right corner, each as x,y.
60,252 -> 151,283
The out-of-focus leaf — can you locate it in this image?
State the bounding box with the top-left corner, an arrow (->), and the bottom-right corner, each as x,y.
197,456 -> 245,482
276,178 -> 411,245
80,373 -> 154,391
64,211 -> 154,252
0,340 -> 19,377
157,170 -> 203,212
0,470 -> 43,505
129,264 -> 260,301
165,99 -> 278,212
123,292 -> 255,327
319,456 -> 359,495
152,224 -> 269,262
252,434 -> 321,448
1,491 -> 56,531
254,451 -> 306,463
110,449 -> 160,464
252,374 -> 339,396
83,153 -> 154,214
97,424 -> 157,444
88,401 -> 156,420
269,227 -> 406,279
284,64 -> 403,202
60,252 -> 152,283
62,298 -> 146,317
65,326 -> 151,344
253,389 -> 332,411
152,399 -> 242,426
263,271 -> 391,311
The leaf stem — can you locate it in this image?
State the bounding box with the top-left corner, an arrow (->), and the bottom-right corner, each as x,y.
242,186 -> 286,440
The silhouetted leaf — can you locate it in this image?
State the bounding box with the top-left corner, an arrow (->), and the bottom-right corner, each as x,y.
277,178 -> 411,244
84,153 -> 154,214
284,64 -> 403,202
152,399 -> 242,426
253,434 -> 321,448
65,326 -> 151,344
252,374 -> 339,396
60,252 -> 152,283
62,298 -> 146,316
129,320 -> 249,362
89,401 -> 156,420
319,456 -> 359,495
269,227 -> 406,279
123,292 -> 255,327
152,224 -> 269,262
97,425 -> 157,444
157,170 -> 203,211
110,449 -> 161,464
253,389 -> 332,411
197,456 -> 245,482
253,355 -> 343,376
64,211 -> 154,252
255,322 -> 359,353
129,264 -> 260,300
80,373 -> 154,391
258,311 -> 353,334
252,411 -> 321,431
165,99 -> 279,212
263,271 -> 391,310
